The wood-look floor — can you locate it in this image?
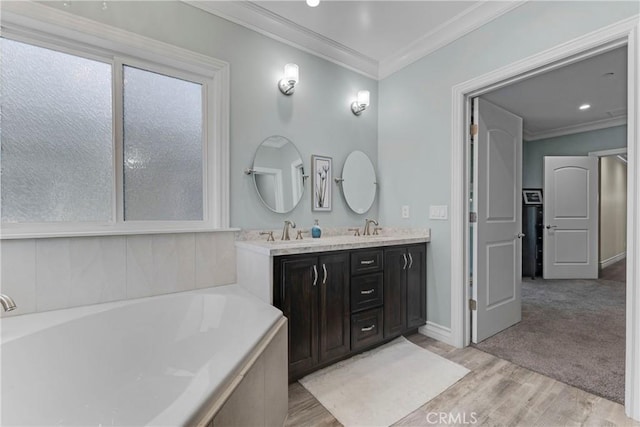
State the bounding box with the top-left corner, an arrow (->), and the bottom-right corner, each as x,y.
286,334 -> 639,427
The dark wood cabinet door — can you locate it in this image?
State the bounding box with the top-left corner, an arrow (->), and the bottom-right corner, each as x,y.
318,253 -> 351,363
383,247 -> 407,338
280,256 -> 318,378
406,245 -> 427,329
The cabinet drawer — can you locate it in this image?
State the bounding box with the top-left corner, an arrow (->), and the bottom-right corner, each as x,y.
351,308 -> 384,351
351,249 -> 383,275
351,273 -> 383,312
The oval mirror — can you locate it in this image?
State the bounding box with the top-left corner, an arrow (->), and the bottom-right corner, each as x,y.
252,135 -> 305,213
342,151 -> 377,214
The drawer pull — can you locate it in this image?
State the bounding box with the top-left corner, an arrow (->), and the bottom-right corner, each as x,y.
361,325 -> 376,332
360,260 -> 375,265
360,289 -> 375,295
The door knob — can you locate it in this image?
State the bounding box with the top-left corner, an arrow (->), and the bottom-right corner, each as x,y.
545,225 -> 557,229
516,232 -> 525,239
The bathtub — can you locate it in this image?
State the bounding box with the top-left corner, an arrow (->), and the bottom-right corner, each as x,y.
1,284 -> 288,426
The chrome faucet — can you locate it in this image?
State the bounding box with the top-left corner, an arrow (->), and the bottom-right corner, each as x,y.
281,220 -> 296,241
363,218 -> 379,236
0,294 -> 17,312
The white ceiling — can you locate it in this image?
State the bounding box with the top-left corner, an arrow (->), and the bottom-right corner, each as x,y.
482,46 -> 627,140
252,1 -> 474,62
188,1 -> 523,79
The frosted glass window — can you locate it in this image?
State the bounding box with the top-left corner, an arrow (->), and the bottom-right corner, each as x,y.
123,66 -> 203,221
0,38 -> 113,222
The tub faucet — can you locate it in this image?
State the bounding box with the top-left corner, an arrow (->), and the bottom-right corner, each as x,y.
363,218 -> 379,236
281,220 -> 296,241
0,294 -> 17,312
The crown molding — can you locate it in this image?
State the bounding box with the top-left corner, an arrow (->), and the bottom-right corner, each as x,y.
185,0 -> 378,79
524,115 -> 627,141
185,1 -> 527,80
378,1 -> 527,79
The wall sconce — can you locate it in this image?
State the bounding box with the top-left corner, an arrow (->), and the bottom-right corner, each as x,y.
278,63 -> 299,95
351,90 -> 370,116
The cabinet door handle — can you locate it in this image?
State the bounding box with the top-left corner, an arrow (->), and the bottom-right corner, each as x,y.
360,259 -> 375,265
360,289 -> 375,295
361,325 -> 376,332
408,253 -> 413,269
402,253 -> 408,270
312,265 -> 318,286
322,263 -> 327,285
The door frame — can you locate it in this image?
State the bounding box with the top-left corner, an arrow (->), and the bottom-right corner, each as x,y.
449,16 -> 639,419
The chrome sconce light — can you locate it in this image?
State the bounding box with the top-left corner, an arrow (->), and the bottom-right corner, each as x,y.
351,90 -> 370,116
278,63 -> 299,95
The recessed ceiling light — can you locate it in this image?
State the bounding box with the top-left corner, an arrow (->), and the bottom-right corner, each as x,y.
579,104 -> 591,110
306,0 -> 320,7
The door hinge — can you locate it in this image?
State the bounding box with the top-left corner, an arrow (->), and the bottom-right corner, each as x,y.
470,124 -> 478,136
469,212 -> 477,223
469,299 -> 477,311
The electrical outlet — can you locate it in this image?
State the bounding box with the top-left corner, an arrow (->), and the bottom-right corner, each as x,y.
401,205 -> 410,218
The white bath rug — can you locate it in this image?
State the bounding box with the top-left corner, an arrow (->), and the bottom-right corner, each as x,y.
299,337 -> 469,427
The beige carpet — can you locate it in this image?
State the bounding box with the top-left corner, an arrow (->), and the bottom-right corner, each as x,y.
299,337 -> 469,427
475,274 -> 625,403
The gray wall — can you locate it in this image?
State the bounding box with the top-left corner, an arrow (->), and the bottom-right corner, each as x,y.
378,1 -> 638,328
524,125 -> 627,188
41,0 -> 379,230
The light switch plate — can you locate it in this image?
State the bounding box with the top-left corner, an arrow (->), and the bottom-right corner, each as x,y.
430,205 -> 448,220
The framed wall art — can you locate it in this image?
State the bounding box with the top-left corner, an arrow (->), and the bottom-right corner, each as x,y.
312,155 -> 332,211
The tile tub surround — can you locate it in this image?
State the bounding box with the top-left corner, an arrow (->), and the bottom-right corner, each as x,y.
1,285 -> 288,426
0,231 -> 237,317
235,229 -> 430,303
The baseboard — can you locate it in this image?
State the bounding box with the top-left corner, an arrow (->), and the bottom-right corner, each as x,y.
600,252 -> 626,269
419,321 -> 457,347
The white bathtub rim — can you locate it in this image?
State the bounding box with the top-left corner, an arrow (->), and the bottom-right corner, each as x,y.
0,283 -> 267,344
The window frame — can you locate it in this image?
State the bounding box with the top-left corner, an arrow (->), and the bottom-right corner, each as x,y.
0,3 -> 231,239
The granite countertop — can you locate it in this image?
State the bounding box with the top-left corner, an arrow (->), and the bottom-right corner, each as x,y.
235,231 -> 430,256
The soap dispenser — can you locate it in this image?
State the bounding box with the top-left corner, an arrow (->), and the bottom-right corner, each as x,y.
311,219 -> 322,238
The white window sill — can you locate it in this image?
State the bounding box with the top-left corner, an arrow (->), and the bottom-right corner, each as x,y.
0,227 -> 240,240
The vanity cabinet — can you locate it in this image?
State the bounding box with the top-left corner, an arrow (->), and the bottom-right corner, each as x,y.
272,242 -> 427,381
274,252 -> 350,380
383,245 -> 426,338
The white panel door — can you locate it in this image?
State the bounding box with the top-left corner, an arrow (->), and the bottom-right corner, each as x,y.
543,156 -> 598,279
472,98 -> 523,343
